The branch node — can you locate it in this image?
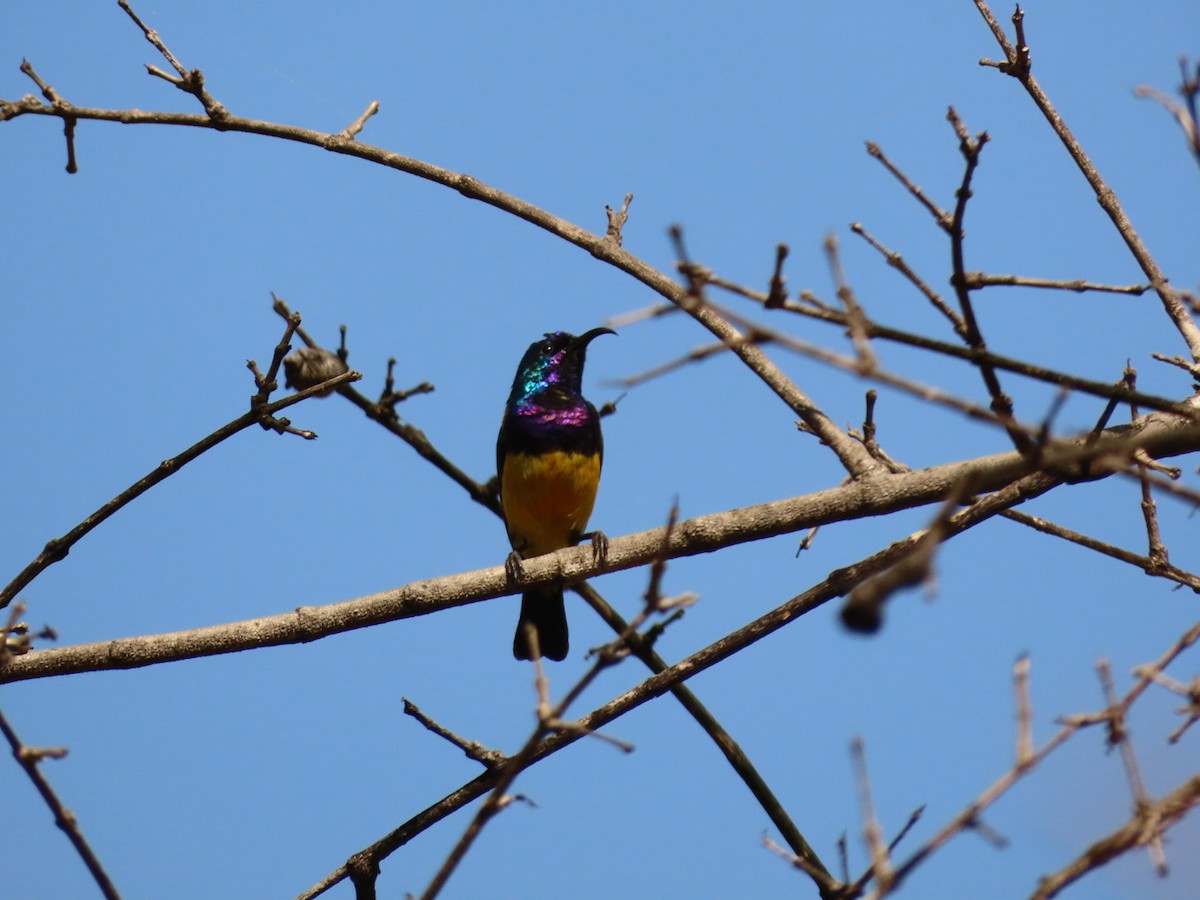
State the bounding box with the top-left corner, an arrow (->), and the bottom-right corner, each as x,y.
603,193 -> 634,246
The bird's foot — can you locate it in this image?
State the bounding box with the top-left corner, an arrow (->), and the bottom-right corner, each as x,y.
505,550 -> 526,585
581,530 -> 609,568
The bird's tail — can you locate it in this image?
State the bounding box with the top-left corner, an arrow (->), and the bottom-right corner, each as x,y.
513,586 -> 569,661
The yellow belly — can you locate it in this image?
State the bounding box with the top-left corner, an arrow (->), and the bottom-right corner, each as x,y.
501,450 -> 601,557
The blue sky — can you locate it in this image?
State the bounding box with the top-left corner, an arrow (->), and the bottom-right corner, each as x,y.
3,2 -> 1199,898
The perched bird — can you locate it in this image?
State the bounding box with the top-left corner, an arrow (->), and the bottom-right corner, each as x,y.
497,327 -> 615,661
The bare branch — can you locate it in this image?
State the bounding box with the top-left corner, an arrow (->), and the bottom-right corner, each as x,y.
0,709 -> 121,900
668,225 -> 884,479
864,141 -> 953,231
1015,655 -> 1034,766
852,737 -> 894,895
850,222 -> 967,337
1134,69 -> 1200,170
339,100 -> 379,140
850,390 -> 911,475
973,0 -> 1200,361
689,256 -> 1191,422
0,365 -> 360,611
945,105 -> 1033,455
960,272 -> 1149,295
117,0 -> 228,119
1032,774 -> 1200,899
270,297 -> 497,514
886,615 -> 1200,896
18,60 -> 75,171
418,602 -> 640,900
1133,665 -> 1200,744
1095,659 -> 1167,875
1151,352 -> 1200,381
825,232 -> 877,371
999,511 -> 1200,592
303,493 -> 1035,899
7,401 -> 1199,683
766,242 -> 789,309
576,583 -> 839,897
402,699 -> 506,770
603,192 -> 634,246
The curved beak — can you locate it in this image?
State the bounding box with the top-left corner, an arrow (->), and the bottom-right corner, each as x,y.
572,326 -> 616,350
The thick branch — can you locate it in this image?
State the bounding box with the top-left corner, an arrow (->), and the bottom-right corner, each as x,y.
1,97 -> 878,478
301,466 -> 1059,900
6,402 -> 1199,684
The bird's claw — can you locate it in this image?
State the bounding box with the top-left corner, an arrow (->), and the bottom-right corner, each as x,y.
585,530 -> 609,567
505,551 -> 526,585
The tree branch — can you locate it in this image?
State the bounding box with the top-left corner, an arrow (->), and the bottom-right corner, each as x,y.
0,367 -> 360,611
1032,774 -> 1200,899
973,0 -> 1200,361
7,403 -> 1197,684
0,708 -> 120,900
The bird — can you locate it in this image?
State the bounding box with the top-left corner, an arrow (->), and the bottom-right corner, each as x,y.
497,327 -> 615,661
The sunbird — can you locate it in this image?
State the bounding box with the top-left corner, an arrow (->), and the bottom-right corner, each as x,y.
497,328 -> 615,660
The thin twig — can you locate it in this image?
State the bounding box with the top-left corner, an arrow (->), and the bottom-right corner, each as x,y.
1032,774 -> 1200,899
766,242 -> 789,309
418,622 -> 633,899
851,737 -> 894,897
0,367 -> 359,610
18,58 -> 66,105
0,708 -> 121,900
864,142 -> 953,231
402,699 -> 506,770
1132,382 -> 1171,571
18,60 -> 76,171
825,232 -> 876,371
850,222 -> 967,337
694,270 -> 1190,417
1015,655 -> 1033,766
1134,75 -> 1200,170
117,0 -> 228,119
603,192 -> 634,246
960,272 -> 1149,295
270,297 -> 497,513
762,835 -> 838,886
576,583 -> 839,897
1133,665 -> 1200,743
665,297 -> 1035,439
1151,352 -> 1200,382
999,511 -> 1200,592
339,100 -> 379,140
945,105 -> 1033,455
1096,659 -> 1167,874
668,225 -> 883,479
851,390 -> 910,474
973,0 -> 1200,361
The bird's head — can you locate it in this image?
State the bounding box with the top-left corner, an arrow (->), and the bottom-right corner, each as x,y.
509,327 -> 615,403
